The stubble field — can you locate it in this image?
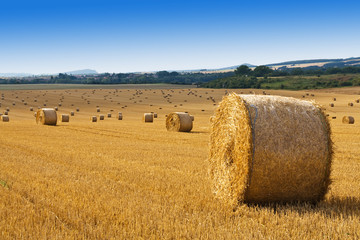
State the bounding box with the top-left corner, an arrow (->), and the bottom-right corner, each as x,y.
0,85 -> 360,239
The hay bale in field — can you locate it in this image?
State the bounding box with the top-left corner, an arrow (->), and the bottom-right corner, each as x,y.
190,115 -> 194,121
76,108 -> 79,112
153,113 -> 158,118
99,114 -> 105,120
342,116 -> 354,124
97,108 -> 100,112
70,111 -> 74,116
91,116 -> 97,122
332,116 -> 336,119
2,115 -> 9,122
54,107 -> 58,111
61,114 -> 70,122
4,111 -> 8,115
209,93 -> 332,205
333,97 -> 336,101
166,112 -> 193,132
30,107 -> 33,111
348,103 -> 353,107
329,103 -> 334,107
118,112 -> 123,120
6,107 -> 9,111
36,108 -> 57,125
107,113 -> 112,118
356,99 -> 360,103
143,113 -> 153,122
58,103 -> 62,106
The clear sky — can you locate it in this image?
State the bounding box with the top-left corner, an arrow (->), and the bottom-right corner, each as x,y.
1,0 -> 360,74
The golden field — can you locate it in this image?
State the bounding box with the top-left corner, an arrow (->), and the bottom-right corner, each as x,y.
0,85 -> 360,239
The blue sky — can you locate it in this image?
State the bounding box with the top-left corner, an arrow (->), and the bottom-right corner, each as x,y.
0,0 -> 359,74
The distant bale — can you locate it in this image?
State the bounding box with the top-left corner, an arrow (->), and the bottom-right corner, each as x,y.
143,113 -> 154,123
76,108 -> 80,112
36,108 -> 57,125
166,112 -> 193,132
58,103 -> 62,106
209,93 -> 332,206
348,103 -> 353,107
54,107 -> 58,111
153,113 -> 158,118
61,114 -> 70,122
1,115 -> 9,122
99,114 -> 105,120
97,108 -> 100,112
118,112 -> 123,120
107,113 -> 112,118
342,116 -> 354,124
333,97 -> 336,101
4,111 -> 8,115
356,99 -> 360,103
329,103 -> 334,107
30,107 -> 33,111
332,116 -> 336,119
91,116 -> 97,122
6,107 -> 9,111
70,111 -> 74,116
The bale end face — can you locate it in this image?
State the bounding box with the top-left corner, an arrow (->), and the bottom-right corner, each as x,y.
143,113 -> 154,123
61,114 -> 70,122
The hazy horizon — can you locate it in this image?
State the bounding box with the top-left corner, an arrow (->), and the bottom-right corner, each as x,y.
1,0 -> 360,74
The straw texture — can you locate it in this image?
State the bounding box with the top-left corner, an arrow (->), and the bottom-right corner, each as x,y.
36,108 -> 57,126
166,112 -> 193,132
209,93 -> 332,205
342,116 -> 354,124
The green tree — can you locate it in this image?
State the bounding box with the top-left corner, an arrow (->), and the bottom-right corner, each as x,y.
253,65 -> 273,77
235,65 -> 251,76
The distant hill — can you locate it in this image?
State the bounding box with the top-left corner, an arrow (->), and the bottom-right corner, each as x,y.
64,69 -> 98,75
0,73 -> 33,77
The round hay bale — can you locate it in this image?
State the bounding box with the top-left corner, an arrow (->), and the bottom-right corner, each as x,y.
36,108 -> 57,125
333,97 -> 336,101
61,114 -> 70,122
348,103 -> 353,107
118,112 -> 123,120
70,111 -> 74,116
58,103 -> 62,106
107,113 -> 112,118
2,115 -> 9,122
166,112 -> 193,132
329,103 -> 334,107
190,115 -> 194,121
76,108 -> 80,112
356,99 -> 360,103
143,113 -> 153,123
332,116 -> 336,119
97,108 -> 100,112
6,107 -> 9,111
91,116 -> 97,122
209,93 -> 332,205
153,113 -> 158,118
4,111 -> 8,115
99,114 -> 105,120
342,116 -> 354,124
54,107 -> 58,111
30,107 -> 33,111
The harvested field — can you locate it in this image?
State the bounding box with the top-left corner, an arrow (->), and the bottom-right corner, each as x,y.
0,86 -> 360,239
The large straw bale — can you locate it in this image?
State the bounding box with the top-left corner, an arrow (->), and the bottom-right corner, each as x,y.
36,108 -> 57,125
2,115 -> 9,122
166,112 -> 193,132
342,116 -> 354,124
209,93 -> 332,206
143,113 -> 154,123
61,114 -> 70,122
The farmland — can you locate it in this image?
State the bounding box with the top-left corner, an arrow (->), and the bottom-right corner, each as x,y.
0,85 -> 360,239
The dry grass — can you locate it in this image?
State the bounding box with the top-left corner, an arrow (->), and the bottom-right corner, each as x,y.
0,87 -> 360,239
